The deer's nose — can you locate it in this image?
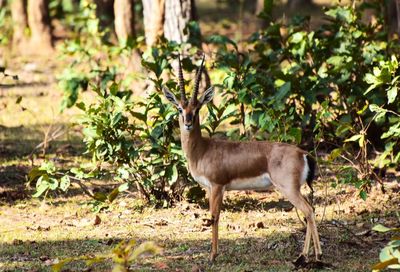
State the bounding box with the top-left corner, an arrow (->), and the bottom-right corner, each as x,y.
184,124 -> 193,131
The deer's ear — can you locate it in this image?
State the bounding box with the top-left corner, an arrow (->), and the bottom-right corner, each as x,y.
163,86 -> 179,107
198,86 -> 214,107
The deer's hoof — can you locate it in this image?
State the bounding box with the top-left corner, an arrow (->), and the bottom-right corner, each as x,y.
202,218 -> 214,227
292,254 -> 307,268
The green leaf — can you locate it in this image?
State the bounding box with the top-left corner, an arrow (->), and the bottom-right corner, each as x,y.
169,164 -> 178,185
290,32 -> 305,44
373,224 -> 393,233
108,188 -> 119,203
33,177 -> 50,198
93,192 -> 107,202
60,176 -> 70,192
48,178 -> 59,190
359,190 -> 367,201
275,82 -> 291,101
327,55 -> 344,67
118,182 -> 129,192
28,167 -> 47,183
387,86 -> 398,104
344,134 -> 362,143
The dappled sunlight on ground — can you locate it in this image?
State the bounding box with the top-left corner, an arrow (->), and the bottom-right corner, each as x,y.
0,181 -> 398,271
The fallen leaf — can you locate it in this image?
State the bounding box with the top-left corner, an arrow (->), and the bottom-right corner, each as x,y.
94,215 -> 101,226
256,222 -> 265,229
154,262 -> 169,269
191,264 -> 204,272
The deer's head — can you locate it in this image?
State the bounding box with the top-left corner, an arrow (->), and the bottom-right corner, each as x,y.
163,54 -> 214,132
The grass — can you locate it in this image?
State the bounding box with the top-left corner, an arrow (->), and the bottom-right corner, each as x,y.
1,183 -> 399,271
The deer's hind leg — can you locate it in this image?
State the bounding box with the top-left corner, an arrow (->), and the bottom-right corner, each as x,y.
270,177 -> 322,264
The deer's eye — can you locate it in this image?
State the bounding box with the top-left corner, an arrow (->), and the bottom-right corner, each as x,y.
178,108 -> 183,114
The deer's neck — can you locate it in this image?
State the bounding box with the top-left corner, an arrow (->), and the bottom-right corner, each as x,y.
180,120 -> 205,161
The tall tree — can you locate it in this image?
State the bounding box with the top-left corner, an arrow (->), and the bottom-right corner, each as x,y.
95,0 -> 114,28
287,0 -> 313,11
27,0 -> 53,51
114,0 -> 142,72
114,0 -> 135,44
142,0 -> 165,47
163,0 -> 196,44
386,0 -> 400,37
10,0 -> 28,51
142,0 -> 199,46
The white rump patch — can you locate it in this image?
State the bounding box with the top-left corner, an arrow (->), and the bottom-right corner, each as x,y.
193,176 -> 212,189
226,173 -> 273,191
301,154 -> 309,185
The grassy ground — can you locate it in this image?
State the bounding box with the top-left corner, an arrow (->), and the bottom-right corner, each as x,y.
1,2 -> 399,271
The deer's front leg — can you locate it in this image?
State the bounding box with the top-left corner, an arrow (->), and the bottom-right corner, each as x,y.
209,184 -> 224,263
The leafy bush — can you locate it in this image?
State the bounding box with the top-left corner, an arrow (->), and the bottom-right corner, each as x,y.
30,1 -> 400,204
372,224 -> 400,271
206,2 -> 400,197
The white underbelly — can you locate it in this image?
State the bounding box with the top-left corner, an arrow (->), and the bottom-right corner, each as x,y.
193,175 -> 212,189
226,173 -> 273,190
192,173 -> 273,191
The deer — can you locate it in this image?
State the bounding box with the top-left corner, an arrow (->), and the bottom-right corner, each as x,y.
162,53 -> 322,267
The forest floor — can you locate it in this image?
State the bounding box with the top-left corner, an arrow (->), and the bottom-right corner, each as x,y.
1,1 -> 399,271
1,54 -> 400,272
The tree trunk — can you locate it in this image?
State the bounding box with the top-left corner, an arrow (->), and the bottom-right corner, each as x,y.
10,0 -> 28,52
94,0 -> 114,28
386,0 -> 400,37
142,0 -> 165,47
287,0 -> 313,11
114,0 -> 135,44
27,0 -> 53,52
114,0 -> 142,73
164,0 -> 194,44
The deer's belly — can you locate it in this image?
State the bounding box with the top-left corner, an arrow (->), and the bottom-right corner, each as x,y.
226,173 -> 273,191
193,175 -> 212,189
192,173 -> 273,191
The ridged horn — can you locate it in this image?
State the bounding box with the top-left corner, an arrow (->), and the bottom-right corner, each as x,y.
191,54 -> 205,104
178,53 -> 187,103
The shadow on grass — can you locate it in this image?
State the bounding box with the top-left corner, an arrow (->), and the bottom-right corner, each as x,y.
0,81 -> 50,91
0,227 -> 379,272
0,123 -> 87,203
0,123 -> 84,160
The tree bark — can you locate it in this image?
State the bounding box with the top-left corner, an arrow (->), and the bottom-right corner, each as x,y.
10,0 -> 28,52
114,0 -> 135,44
142,0 -> 165,47
164,0 -> 194,44
94,0 -> 114,28
27,0 -> 53,52
287,0 -> 313,11
386,0 -> 400,37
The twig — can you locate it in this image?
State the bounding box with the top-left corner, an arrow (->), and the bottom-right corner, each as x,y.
325,220 -> 372,246
56,171 -> 94,198
313,140 -> 329,224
